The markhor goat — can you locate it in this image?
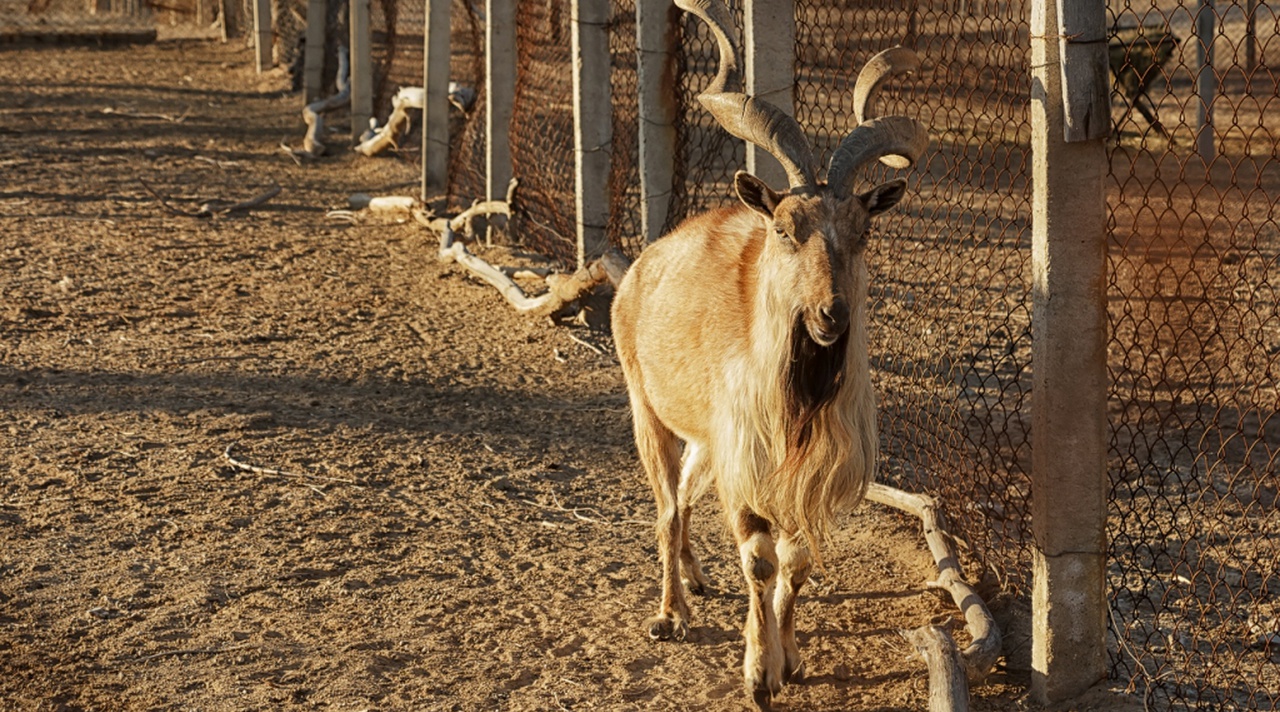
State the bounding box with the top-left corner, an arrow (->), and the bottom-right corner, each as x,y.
611,0 -> 929,705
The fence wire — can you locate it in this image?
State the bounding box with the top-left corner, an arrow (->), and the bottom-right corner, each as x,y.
446,0 -> 485,209
1106,0 -> 1279,708
793,0 -> 1035,592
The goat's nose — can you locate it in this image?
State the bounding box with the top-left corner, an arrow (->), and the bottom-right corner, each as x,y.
820,299 -> 849,330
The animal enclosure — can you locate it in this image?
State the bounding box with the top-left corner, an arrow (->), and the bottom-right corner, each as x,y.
1,0 -> 1277,708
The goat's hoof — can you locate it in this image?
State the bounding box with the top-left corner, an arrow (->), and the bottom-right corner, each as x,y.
683,577 -> 711,597
750,687 -> 776,710
783,659 -> 806,684
646,613 -> 688,642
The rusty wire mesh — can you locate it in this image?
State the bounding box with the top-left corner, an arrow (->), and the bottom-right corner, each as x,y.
0,0 -> 151,39
445,0 -> 485,208
793,0 -> 1036,591
1106,0 -> 1280,707
507,0 -> 576,265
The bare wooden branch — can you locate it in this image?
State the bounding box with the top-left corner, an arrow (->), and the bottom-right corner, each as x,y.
300,45 -> 352,157
866,482 -> 1001,682
140,181 -> 281,219
222,443 -> 359,485
901,625 -> 970,712
354,86 -> 424,156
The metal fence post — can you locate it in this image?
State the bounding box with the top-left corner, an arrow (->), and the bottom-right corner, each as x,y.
303,0 -> 326,102
253,0 -> 272,72
350,0 -> 373,142
1029,0 -> 1109,704
572,0 -> 612,266
422,0 -> 452,200
486,0 -> 516,239
743,0 -> 794,189
636,0 -> 678,243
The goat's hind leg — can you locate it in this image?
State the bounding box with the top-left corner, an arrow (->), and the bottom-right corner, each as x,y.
631,400 -> 690,641
678,443 -> 713,595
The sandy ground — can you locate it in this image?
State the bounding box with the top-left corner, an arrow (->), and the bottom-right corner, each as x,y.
0,38 -> 1069,711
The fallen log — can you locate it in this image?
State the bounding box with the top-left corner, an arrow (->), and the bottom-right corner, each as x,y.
866,482 -> 1001,682
299,45 -> 351,157
354,86 -> 424,156
901,625 -> 971,712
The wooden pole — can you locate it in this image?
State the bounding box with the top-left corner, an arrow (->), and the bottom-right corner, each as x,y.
743,0 -> 795,189
636,0 -> 678,242
349,0 -> 373,142
1245,0 -> 1257,73
253,0 -> 272,72
486,0 -> 516,242
571,0 -> 612,267
219,0 -> 240,41
303,0 -> 326,102
1029,0 -> 1109,704
1195,0 -> 1217,162
421,0 -> 452,200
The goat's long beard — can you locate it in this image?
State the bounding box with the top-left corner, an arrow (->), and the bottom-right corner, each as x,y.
784,315 -> 849,454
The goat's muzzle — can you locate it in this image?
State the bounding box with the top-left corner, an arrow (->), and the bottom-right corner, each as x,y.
809,298 -> 849,347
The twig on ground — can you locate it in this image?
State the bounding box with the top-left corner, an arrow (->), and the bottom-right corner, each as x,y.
132,641 -> 255,663
222,443 -> 359,486
519,492 -> 651,527
101,106 -> 191,123
567,332 -> 605,355
141,181 -> 281,219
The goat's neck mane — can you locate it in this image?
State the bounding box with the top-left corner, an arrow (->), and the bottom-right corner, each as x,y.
783,316 -> 849,453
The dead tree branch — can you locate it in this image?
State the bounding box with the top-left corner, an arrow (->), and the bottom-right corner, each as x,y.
866,482 -> 1001,682
140,181 -> 281,218
297,45 -> 351,158
354,86 -> 423,156
901,625 -> 970,712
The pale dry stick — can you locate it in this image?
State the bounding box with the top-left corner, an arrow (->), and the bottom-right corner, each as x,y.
193,155 -> 242,168
132,641 -> 256,663
222,443 -> 360,486
865,482 -> 1001,682
900,625 -> 970,712
567,332 -> 605,355
101,106 -> 191,123
354,86 -> 424,156
519,492 -> 652,527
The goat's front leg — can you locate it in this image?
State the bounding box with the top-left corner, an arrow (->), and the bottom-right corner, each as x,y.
735,509 -> 783,706
774,533 -> 812,683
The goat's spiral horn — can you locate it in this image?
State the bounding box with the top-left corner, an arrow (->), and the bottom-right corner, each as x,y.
675,0 -> 817,193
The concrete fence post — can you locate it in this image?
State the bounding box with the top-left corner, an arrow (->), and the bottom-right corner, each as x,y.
303,0 -> 326,102
422,0 -> 452,200
253,0 -> 272,72
636,0 -> 678,243
572,0 -> 613,267
486,0 -> 516,242
1029,0 -> 1109,704
349,0 -> 373,141
743,0 -> 794,189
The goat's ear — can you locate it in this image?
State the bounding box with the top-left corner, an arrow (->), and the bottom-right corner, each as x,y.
858,178 -> 908,217
734,171 -> 782,217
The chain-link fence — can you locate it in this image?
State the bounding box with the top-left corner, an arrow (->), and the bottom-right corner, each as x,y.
0,0 -> 153,39
1106,0 -> 1279,708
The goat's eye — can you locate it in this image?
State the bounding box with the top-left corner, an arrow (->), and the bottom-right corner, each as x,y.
774,226 -> 789,241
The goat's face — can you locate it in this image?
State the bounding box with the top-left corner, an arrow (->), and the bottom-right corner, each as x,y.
735,171 -> 908,347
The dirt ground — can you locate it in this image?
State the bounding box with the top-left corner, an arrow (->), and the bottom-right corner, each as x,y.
0,38 -> 1059,711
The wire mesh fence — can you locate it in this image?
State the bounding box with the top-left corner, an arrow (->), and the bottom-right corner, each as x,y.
0,0 -> 153,38
1106,0 -> 1280,708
